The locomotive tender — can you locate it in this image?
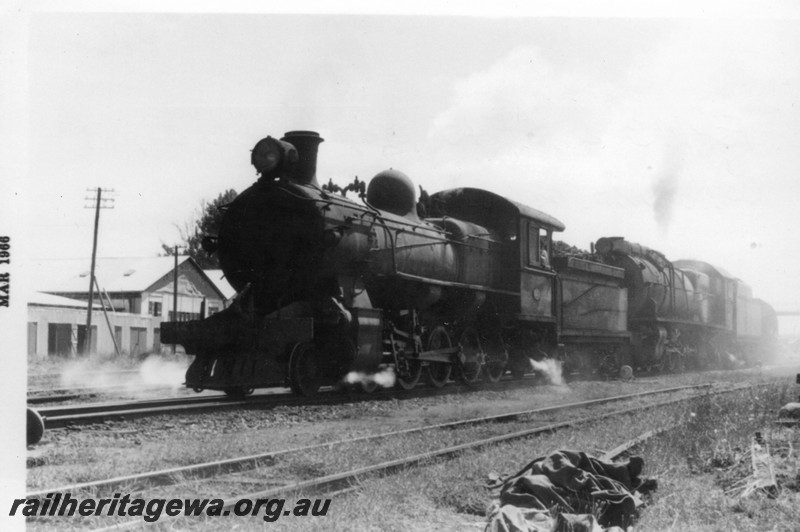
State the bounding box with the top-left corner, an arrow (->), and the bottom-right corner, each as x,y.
161,130 -> 776,397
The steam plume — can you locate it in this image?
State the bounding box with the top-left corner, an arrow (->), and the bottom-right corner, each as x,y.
58,355 -> 187,396
529,358 -> 565,386
343,366 -> 396,388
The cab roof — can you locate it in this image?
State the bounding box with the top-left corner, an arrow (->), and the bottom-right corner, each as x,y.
431,187 -> 565,233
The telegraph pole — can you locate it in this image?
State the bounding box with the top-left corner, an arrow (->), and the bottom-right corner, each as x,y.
84,187 -> 114,355
173,245 -> 178,353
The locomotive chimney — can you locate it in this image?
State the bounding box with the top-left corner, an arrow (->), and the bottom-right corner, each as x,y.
282,130 -> 324,187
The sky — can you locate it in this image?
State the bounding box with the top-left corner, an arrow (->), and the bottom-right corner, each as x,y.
2,4 -> 800,317
2,2 -> 800,524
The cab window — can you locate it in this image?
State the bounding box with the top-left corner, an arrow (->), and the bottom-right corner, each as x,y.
527,222 -> 551,268
539,228 -> 550,268
527,222 -> 540,266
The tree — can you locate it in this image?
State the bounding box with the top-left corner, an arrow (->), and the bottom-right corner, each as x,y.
162,189 -> 238,268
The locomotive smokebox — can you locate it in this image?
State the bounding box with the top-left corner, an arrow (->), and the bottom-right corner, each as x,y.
282,130 -> 324,187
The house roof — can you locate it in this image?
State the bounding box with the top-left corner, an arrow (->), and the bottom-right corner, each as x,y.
203,269 -> 237,300
28,291 -> 104,309
31,256 -> 211,294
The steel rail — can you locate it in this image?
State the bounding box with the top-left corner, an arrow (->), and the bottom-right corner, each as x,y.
28,392 -> 97,404
28,383 -> 713,499
28,385 -> 112,396
27,384 -> 179,405
28,383 -> 171,395
91,383 -> 755,532
599,422 -> 685,461
37,394 -> 240,421
32,374 -> 548,429
220,383 -> 759,503
29,369 -> 140,379
33,363 -> 779,428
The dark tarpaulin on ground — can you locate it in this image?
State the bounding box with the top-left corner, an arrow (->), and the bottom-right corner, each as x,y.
485,450 -> 656,532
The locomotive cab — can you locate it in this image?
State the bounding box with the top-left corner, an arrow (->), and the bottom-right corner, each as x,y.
518,218 -> 558,319
430,188 -> 566,373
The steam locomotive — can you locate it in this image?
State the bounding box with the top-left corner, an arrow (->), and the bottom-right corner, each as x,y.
161,130 -> 777,397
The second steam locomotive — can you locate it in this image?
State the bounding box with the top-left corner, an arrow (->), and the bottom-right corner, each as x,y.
161,130 -> 776,396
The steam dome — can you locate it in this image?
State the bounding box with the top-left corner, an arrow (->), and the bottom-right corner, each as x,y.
366,169 -> 418,220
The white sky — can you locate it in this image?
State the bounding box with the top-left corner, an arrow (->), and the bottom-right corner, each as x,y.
2,4 -> 800,315
3,4 -> 799,308
2,2 -> 800,524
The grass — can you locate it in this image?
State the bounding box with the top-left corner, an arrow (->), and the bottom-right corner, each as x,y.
24,365 -> 800,530
237,379 -> 799,531
633,383 -> 800,531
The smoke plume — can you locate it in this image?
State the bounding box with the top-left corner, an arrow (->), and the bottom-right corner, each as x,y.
651,141 -> 684,234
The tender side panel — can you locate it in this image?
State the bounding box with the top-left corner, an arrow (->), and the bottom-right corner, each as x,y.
554,257 -> 629,339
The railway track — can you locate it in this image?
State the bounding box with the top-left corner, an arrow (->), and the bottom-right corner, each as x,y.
27,384 -> 181,405
31,374 -> 559,430
29,369 -> 140,380
27,384 -> 776,531
28,383 -> 715,498
27,381 -> 757,531
30,365 -> 781,443
34,393 -> 255,428
27,369 -> 141,388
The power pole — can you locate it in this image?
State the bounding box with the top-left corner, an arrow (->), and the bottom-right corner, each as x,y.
83,187 -> 114,355
173,245 -> 179,354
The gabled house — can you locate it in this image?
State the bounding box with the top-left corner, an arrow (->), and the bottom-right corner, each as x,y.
28,256 -> 227,358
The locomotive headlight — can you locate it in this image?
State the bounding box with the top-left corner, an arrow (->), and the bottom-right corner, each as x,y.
251,136 -> 298,176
